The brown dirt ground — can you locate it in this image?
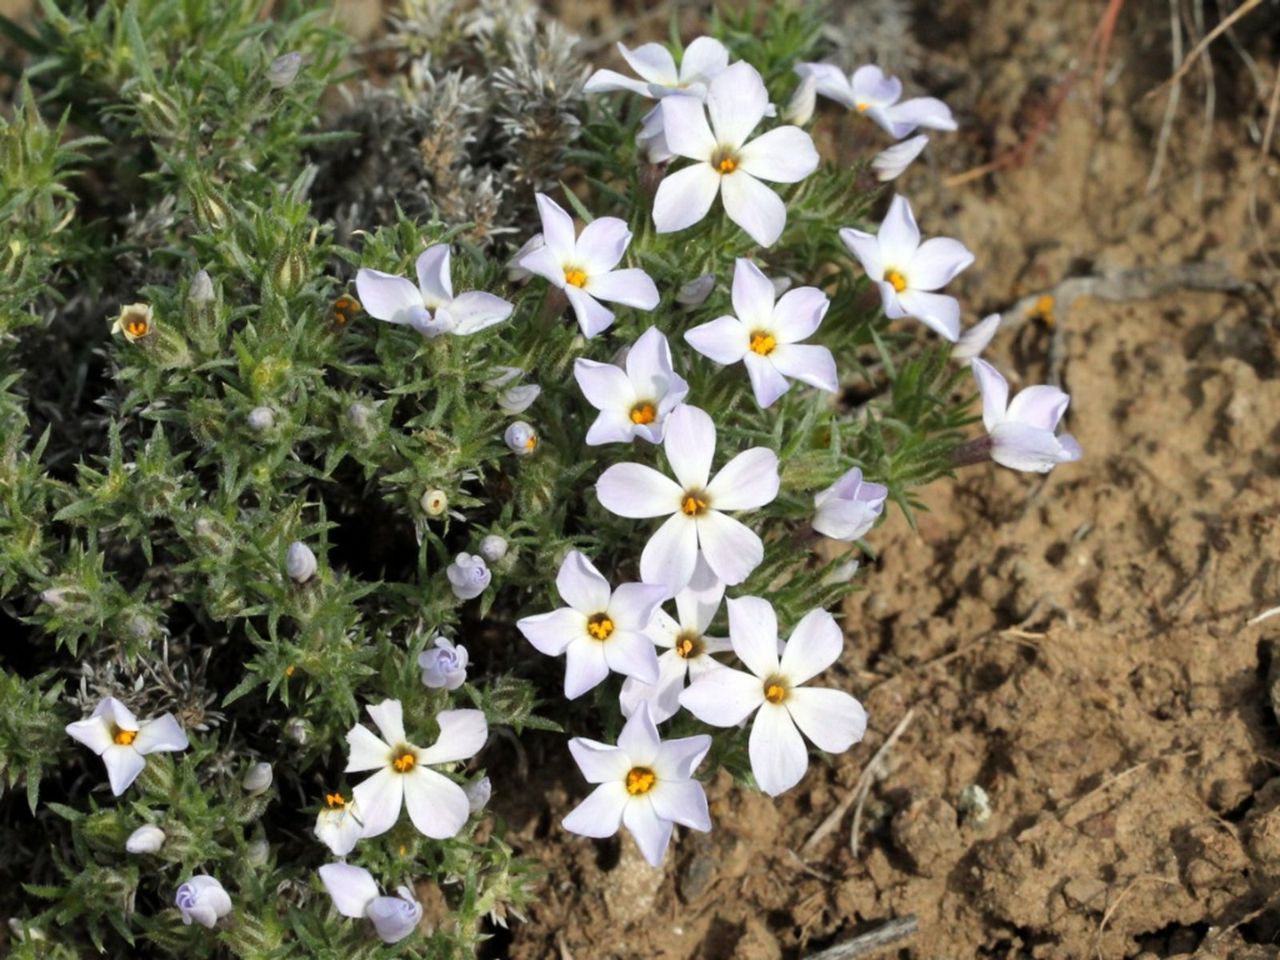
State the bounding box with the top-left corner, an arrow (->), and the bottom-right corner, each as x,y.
494,1 -> 1280,958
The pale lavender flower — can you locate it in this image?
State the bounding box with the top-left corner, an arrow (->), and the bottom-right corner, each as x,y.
653,62 -> 819,247
839,194 -> 974,341
175,875 -> 232,928
680,597 -> 867,797
684,258 -> 837,408
970,359 -> 1082,472
596,404 -> 779,593
518,194 -> 659,338
418,636 -> 469,690
356,245 -> 512,338
516,551 -> 666,700
795,63 -> 956,139
446,553 -> 490,600
563,704 -> 712,867
812,468 -> 888,542
65,698 -> 189,796
319,863 -> 422,944
574,327 -> 689,445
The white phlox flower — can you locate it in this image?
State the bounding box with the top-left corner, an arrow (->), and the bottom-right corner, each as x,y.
839,194 -> 974,341
871,134 -> 929,182
812,467 -> 888,542
516,551 -> 667,700
619,556 -> 730,724
596,404 -> 779,593
562,704 -> 712,867
970,359 -> 1082,472
795,63 -> 956,139
684,257 -> 838,408
574,326 -> 690,445
355,244 -> 513,338
344,699 -> 488,840
314,790 -> 364,857
65,697 -> 189,796
951,313 -> 1002,361
653,61 -> 819,247
318,863 -> 423,944
518,194 -> 660,338
679,597 -> 868,797
174,875 -> 232,928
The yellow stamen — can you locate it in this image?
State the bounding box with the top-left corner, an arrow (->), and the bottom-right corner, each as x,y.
285,665 -> 295,677
630,402 -> 656,425
674,631 -> 702,659
1032,294 -> 1055,328
856,102 -> 870,113
126,319 -> 149,337
564,268 -> 588,288
625,766 -> 657,796
325,792 -> 346,809
883,269 -> 907,293
587,614 -> 615,641
763,675 -> 789,704
749,333 -> 777,356
114,729 -> 138,746
392,750 -> 416,773
524,434 -> 538,450
332,295 -> 360,327
681,493 -> 709,516
718,157 -> 737,174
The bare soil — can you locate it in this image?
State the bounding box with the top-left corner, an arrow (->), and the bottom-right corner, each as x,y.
494,1 -> 1280,957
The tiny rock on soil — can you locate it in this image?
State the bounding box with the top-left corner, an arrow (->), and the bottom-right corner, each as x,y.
487,1 -> 1280,958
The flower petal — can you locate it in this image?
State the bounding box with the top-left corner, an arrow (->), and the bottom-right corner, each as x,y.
133,714 -> 189,755
658,95 -> 716,161
618,41 -> 678,87
518,607 -> 587,656
564,638 -> 610,699
970,358 -> 1009,431
908,237 -> 974,292
575,358 -> 636,413
583,67 -> 652,97
952,313 -> 1002,361
679,37 -> 728,84
319,863 -> 378,919
586,410 -> 641,445
743,351 -> 792,407
838,227 -> 884,280
1007,385 -> 1070,431
894,288 -> 961,341
749,704 -> 809,796
721,172 -> 787,247
871,134 -> 928,182
769,343 -> 838,393
576,217 -> 632,275
990,422 -> 1080,473
887,96 -> 957,133
879,194 -> 921,266
679,665 -> 764,726
770,286 -> 829,343
850,65 -> 902,109
366,699 -> 407,748
351,767 -> 404,838
556,550 -> 613,614
444,291 -> 512,335
650,778 -> 711,832
597,463 -> 683,518
587,269 -> 660,310
568,737 -> 633,783
730,257 -> 776,329
403,767 -> 470,838
697,510 -> 764,586
415,245 -> 453,307
626,327 -> 686,405
796,62 -> 856,108
640,512 -> 699,595
653,733 -> 713,781
685,315 -> 749,365
563,782 -> 628,838
779,608 -> 843,685
707,61 -> 768,149
737,126 -> 819,183
676,555 -> 725,634
102,745 -> 146,796
616,702 -> 662,764
604,629 -> 661,686
706,447 -> 779,511
619,651 -> 688,724
726,596 -> 780,677
653,162 -> 720,234
417,709 -> 488,765
608,582 -> 669,631
786,687 -> 868,754
65,715 -> 114,755
355,269 -> 424,325
518,244 -> 565,286
345,723 -> 391,773
622,796 -> 675,866
562,286 -> 614,338
535,193 -> 578,262
663,404 -> 715,490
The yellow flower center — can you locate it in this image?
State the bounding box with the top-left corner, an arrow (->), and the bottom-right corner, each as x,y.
625,766 -> 657,796
630,402 -> 656,425
884,269 -> 907,293
718,157 -> 737,173
332,295 -> 360,327
749,332 -> 777,356
763,675 -> 790,704
392,749 -> 416,773
524,433 -> 538,450
325,792 -> 346,809
856,101 -> 870,113
587,614 -> 615,641
681,492 -> 710,516
674,631 -> 703,659
114,728 -> 138,746
564,268 -> 588,288
126,319 -> 149,337
711,146 -> 739,174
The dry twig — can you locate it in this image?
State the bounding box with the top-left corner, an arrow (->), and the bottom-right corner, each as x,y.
803,916 -> 920,960
1144,0 -> 1264,101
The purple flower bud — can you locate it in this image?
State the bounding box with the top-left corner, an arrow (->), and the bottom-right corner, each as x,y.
267,52 -> 302,89
175,875 -> 232,928
446,553 -> 490,601
417,636 -> 469,690
479,535 -> 508,562
367,888 -> 422,944
504,422 -> 537,455
286,541 -> 316,583
812,468 -> 888,542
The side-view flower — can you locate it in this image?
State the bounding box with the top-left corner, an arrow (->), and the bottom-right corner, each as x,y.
970,358 -> 1083,472
356,244 -> 513,338
796,63 -> 956,139
319,863 -> 423,944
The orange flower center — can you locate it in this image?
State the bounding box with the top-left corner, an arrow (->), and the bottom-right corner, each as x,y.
883,269 -> 907,293
392,749 -> 416,773
325,792 -> 346,809
674,631 -> 703,659
126,319 -> 149,337
625,766 -> 657,796
114,728 -> 138,746
763,675 -> 790,704
681,492 -> 710,516
564,268 -> 588,288
856,101 -> 870,113
750,332 -> 777,356
630,402 -> 656,425
587,614 -> 615,641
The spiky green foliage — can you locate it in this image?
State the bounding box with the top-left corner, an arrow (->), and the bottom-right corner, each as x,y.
0,0 -> 976,956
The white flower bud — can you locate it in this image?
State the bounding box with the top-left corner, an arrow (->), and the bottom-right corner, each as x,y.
676,274 -> 715,306
783,73 -> 817,125
267,52 -> 302,89
504,421 -> 538,455
189,270 -> 214,305
286,541 -> 317,583
242,762 -> 273,796
368,888 -> 423,944
347,402 -> 373,430
421,489 -> 448,517
284,717 -> 309,745
498,384 -> 540,415
175,875 -> 233,928
125,824 -> 166,854
247,407 -> 274,432
464,776 -> 492,814
479,535 -> 508,562
446,553 -> 490,601
246,837 -> 270,867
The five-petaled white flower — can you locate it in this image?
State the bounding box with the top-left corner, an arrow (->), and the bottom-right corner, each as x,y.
839,194 -> 974,341
345,699 -> 488,840
563,704 -> 712,867
795,63 -> 956,139
574,326 -> 690,445
355,244 -> 513,338
518,194 -> 660,338
679,597 -> 868,797
516,551 -> 667,700
653,61 -> 819,247
319,863 -> 423,944
65,697 -> 189,796
314,790 -> 363,857
684,258 -> 838,408
812,467 -> 888,542
970,359 -> 1082,473
619,556 -> 730,724
596,404 -> 779,593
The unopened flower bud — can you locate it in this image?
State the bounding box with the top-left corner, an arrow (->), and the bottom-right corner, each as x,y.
286,541 -> 317,583
504,422 -> 538,455
126,824 -> 166,854
498,384 -> 540,415
347,402 -> 373,431
368,888 -> 423,944
783,73 -> 817,125
421,489 -> 448,517
272,249 -> 307,294
446,553 -> 490,601
479,535 -> 508,562
242,762 -> 273,796
189,270 -> 215,305
266,52 -> 302,89
175,875 -> 232,929
464,776 -> 492,814
246,837 -> 270,867
418,636 -> 468,690
284,717 -> 309,745
247,407 -> 274,432
676,274 -> 715,307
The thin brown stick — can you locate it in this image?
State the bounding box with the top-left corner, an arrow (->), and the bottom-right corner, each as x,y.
1094,876 -> 1180,958
804,916 -> 920,960
1144,0 -> 1264,100
849,710 -> 915,858
1146,0 -> 1183,193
